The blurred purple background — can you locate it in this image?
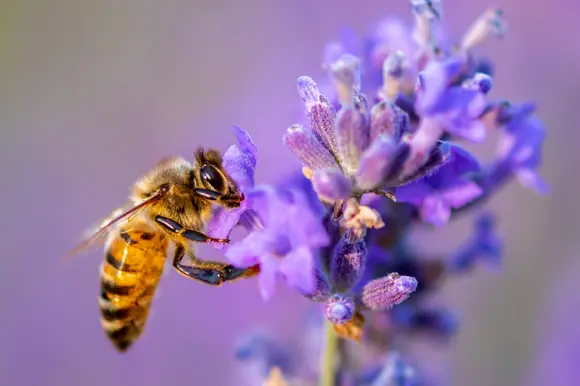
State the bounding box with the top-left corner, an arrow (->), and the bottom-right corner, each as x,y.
1,1 -> 576,385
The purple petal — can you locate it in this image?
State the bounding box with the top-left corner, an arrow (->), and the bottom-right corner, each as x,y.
515,168 -> 550,195
382,141 -> 411,183
232,126 -> 258,160
312,169 -> 352,201
285,190 -> 330,248
447,143 -> 481,175
245,186 -> 278,229
223,146 -> 255,193
441,181 -> 483,208
448,212 -> 503,272
361,273 -> 418,310
370,100 -> 409,143
330,237 -> 367,291
439,89 -> 488,140
336,108 -> 370,170
258,257 -> 278,301
283,124 -> 338,170
416,57 -> 464,112
395,180 -> 430,206
356,135 -> 396,190
420,195 -> 451,226
280,246 -> 316,295
398,140 -> 451,185
221,127 -> 257,192
405,118 -> 445,167
224,231 -> 276,268
206,206 -> 244,248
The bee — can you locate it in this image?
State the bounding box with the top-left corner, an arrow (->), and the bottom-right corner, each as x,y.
70,149 -> 260,352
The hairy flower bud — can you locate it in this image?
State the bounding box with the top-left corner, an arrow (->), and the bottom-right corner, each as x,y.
283,124 -> 338,170
362,273 -> 418,310
330,236 -> 367,291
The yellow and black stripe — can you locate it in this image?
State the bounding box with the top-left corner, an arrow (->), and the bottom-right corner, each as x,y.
98,222 -> 168,352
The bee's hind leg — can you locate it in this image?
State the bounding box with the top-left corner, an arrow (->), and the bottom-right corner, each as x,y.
172,244 -> 260,286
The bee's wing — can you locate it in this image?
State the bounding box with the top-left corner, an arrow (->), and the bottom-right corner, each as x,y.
66,194 -> 162,259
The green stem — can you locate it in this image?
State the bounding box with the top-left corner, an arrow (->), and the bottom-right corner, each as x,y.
320,320 -> 337,386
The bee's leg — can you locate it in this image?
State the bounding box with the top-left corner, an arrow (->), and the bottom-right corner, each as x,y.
172,245 -> 260,286
154,216 -> 230,244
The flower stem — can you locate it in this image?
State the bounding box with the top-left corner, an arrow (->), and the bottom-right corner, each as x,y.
320,320 -> 337,386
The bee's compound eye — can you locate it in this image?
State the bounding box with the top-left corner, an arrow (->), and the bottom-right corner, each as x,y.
158,184 -> 170,194
200,164 -> 225,192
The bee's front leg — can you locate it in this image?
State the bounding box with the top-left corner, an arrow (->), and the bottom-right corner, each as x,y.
172,245 -> 259,286
154,216 -> 229,244
154,216 -> 259,286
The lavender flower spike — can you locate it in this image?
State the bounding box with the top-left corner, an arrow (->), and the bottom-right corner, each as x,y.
286,53 -> 454,238
361,273 -> 418,311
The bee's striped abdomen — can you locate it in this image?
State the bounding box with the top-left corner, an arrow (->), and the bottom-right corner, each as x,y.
98,221 -> 168,352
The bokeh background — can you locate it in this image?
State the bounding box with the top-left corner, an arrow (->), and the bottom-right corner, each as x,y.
1,0 -> 576,385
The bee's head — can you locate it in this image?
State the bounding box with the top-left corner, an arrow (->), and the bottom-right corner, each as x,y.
193,148 -> 244,209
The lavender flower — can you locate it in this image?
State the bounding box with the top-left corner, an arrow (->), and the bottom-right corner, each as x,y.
225,185 -> 330,300
493,102 -> 549,194
206,125 -> 257,245
284,64 -> 457,241
207,128 -> 329,300
286,73 -> 452,200
396,144 -> 483,226
204,1 -> 549,385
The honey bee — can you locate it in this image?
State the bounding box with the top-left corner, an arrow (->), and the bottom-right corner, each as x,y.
70,149 -> 260,352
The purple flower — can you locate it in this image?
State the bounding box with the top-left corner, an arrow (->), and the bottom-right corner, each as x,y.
448,212 -> 503,272
495,102 -> 549,194
284,69 -> 452,206
206,126 -> 257,246
396,144 -> 483,226
225,186 -> 330,300
410,59 -> 489,159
